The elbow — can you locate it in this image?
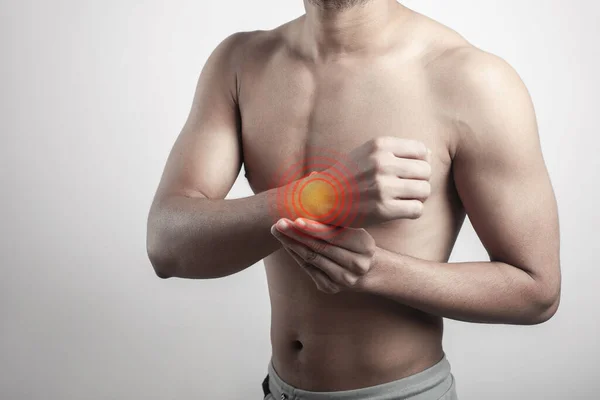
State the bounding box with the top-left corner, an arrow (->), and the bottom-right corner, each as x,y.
146,211 -> 178,279
148,254 -> 176,279
147,245 -> 223,280
146,223 -> 217,280
525,279 -> 561,325
528,295 -> 560,325
145,204 -> 225,280
146,236 -> 177,279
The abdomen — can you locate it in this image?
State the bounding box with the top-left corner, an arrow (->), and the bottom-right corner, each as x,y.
265,241 -> 446,390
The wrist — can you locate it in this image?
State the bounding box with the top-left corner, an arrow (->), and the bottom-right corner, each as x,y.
280,171 -> 339,223
357,246 -> 395,293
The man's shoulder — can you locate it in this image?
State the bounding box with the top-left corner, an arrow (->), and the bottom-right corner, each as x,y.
411,14 -> 530,156
407,10 -> 521,100
216,19 -> 298,64
429,45 -> 521,94
423,39 -> 527,128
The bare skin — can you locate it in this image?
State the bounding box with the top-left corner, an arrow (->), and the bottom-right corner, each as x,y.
147,0 -> 561,392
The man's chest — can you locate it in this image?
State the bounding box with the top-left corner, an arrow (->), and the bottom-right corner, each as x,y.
238,59 -> 453,193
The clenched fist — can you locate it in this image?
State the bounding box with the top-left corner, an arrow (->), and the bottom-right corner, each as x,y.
307,136 -> 433,227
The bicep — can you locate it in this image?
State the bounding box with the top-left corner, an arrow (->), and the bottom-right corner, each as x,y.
154,34 -> 245,202
452,52 -> 560,281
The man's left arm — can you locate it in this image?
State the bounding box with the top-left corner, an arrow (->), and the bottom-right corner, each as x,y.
367,50 -> 561,325
271,49 -> 561,325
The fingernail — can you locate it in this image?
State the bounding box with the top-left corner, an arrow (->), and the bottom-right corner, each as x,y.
295,218 -> 306,227
277,220 -> 289,230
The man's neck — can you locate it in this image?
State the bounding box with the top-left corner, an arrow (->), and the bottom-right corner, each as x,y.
301,0 -> 410,60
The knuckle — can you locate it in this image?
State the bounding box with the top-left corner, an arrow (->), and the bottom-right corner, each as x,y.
399,161 -> 414,178
411,201 -> 424,218
311,252 -> 322,264
374,200 -> 390,219
354,258 -> 371,274
370,155 -> 385,174
343,273 -> 359,286
422,161 -> 432,179
413,141 -> 427,156
375,175 -> 386,191
395,178 -> 407,196
351,258 -> 364,273
309,240 -> 327,254
395,163 -> 408,177
402,201 -> 423,219
420,180 -> 431,197
370,154 -> 390,176
365,238 -> 377,256
371,137 -> 386,151
372,176 -> 387,200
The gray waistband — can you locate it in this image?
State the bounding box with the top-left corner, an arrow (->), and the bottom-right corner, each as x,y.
267,354 -> 453,400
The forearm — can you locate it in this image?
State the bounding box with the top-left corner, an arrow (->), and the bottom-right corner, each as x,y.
146,171 -> 326,279
365,247 -> 559,325
147,189 -> 283,279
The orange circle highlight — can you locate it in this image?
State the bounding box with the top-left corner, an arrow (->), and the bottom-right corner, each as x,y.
297,177 -> 340,220
268,147 -> 364,238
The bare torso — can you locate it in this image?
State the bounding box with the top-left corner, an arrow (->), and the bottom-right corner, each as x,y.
239,11 -> 469,391
147,1 -> 559,391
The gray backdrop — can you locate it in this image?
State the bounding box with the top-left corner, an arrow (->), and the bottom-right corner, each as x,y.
1,0 -> 598,399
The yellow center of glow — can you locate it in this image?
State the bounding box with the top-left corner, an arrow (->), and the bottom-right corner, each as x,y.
299,179 -> 336,218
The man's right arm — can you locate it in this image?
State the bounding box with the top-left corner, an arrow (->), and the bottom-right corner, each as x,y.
146,32 -> 284,279
146,33 -> 435,280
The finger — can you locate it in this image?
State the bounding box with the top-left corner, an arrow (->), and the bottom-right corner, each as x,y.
275,224 -> 371,275
373,175 -> 430,201
391,178 -> 431,201
388,157 -> 432,180
374,137 -> 429,161
275,233 -> 361,288
275,220 -> 366,273
293,218 -> 374,255
274,219 -> 333,254
274,220 -> 373,275
383,199 -> 425,220
283,241 -> 340,292
306,264 -> 340,294
285,247 -> 340,294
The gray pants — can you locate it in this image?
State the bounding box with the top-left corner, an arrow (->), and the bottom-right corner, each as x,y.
262,354 -> 458,400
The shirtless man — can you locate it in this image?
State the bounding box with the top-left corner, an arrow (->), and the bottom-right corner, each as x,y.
146,1 -> 561,399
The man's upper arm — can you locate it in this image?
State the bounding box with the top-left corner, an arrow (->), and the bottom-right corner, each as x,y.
153,32 -> 248,203
449,49 -> 560,301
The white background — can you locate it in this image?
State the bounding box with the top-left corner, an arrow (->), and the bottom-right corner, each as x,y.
1,1 -> 598,399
